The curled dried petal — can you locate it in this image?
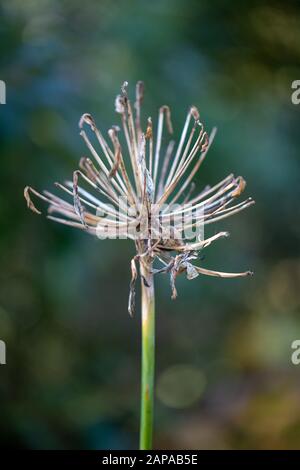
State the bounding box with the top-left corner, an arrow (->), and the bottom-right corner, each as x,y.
24,186 -> 42,215
128,257 -> 138,316
191,106 -> 200,121
170,268 -> 178,300
195,266 -> 253,278
232,177 -> 246,197
115,95 -> 125,114
79,113 -> 96,130
186,262 -> 199,280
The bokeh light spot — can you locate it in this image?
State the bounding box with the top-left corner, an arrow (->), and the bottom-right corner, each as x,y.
157,364 -> 206,409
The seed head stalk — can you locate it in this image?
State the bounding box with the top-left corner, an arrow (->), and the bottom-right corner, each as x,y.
140,260 -> 155,450
24,81 -> 254,450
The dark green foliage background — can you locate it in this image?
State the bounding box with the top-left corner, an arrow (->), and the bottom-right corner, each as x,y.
0,0 -> 300,449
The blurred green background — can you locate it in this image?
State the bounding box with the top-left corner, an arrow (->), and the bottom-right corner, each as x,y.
1,0 -> 300,450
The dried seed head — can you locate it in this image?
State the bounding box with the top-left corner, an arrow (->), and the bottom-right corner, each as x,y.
24,81 -> 254,314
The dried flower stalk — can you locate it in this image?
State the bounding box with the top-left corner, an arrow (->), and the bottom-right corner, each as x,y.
24,81 -> 254,450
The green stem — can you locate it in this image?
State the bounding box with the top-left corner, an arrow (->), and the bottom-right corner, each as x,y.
139,262 -> 155,450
